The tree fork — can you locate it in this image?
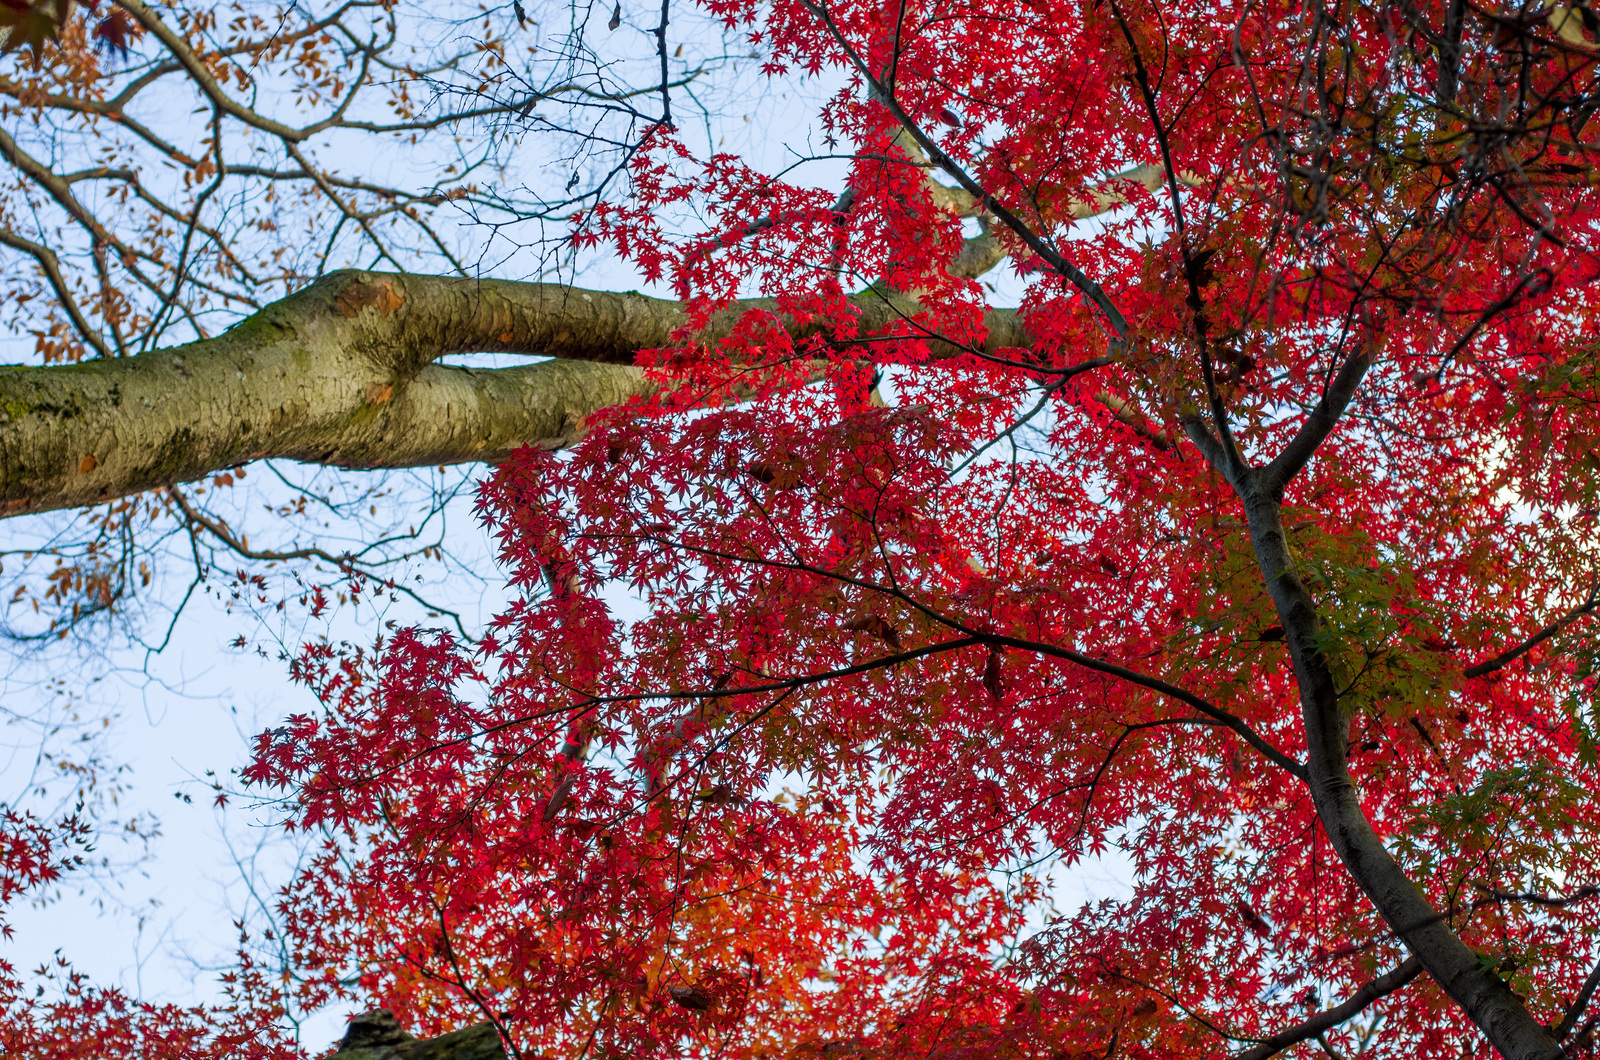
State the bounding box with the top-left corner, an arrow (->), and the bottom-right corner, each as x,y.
0,270 -> 1028,518
1239,479 -> 1566,1060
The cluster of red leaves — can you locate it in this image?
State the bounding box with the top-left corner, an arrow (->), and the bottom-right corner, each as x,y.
0,809 -> 298,1060
240,0 -> 1600,1055
249,367 -> 1600,1058
0,0 -> 1586,1056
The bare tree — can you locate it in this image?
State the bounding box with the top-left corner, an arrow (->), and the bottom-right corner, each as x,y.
0,0 -> 761,638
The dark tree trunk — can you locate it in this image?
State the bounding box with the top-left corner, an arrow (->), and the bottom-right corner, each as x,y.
330,1010 -> 506,1060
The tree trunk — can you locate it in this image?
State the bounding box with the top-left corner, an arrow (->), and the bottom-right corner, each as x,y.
330,1010 -> 506,1060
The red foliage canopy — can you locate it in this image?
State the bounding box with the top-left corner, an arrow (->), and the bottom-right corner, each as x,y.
11,0 -> 1600,1058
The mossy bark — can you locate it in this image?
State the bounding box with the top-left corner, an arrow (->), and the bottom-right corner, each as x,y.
0,270 -> 1027,517
330,1010 -> 505,1060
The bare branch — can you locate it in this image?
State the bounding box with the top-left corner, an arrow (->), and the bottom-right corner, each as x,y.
1464,584 -> 1599,678
1558,956 -> 1600,1040
0,228 -> 113,359
1234,956 -> 1423,1060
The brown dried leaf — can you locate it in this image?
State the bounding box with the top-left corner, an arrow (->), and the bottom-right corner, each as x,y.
1234,899 -> 1272,937
746,460 -> 802,490
667,984 -> 713,1010
842,615 -> 902,651
982,650 -> 1004,701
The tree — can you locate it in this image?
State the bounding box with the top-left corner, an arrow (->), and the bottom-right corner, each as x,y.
3,0 -> 1600,1058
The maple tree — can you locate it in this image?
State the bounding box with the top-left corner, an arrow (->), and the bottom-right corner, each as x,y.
4,0 -> 1600,1058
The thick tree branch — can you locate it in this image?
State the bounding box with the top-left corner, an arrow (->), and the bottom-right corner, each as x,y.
1259,343 -> 1376,498
1234,955 -> 1422,1060
1094,388 -> 1173,449
0,270 -> 1029,518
